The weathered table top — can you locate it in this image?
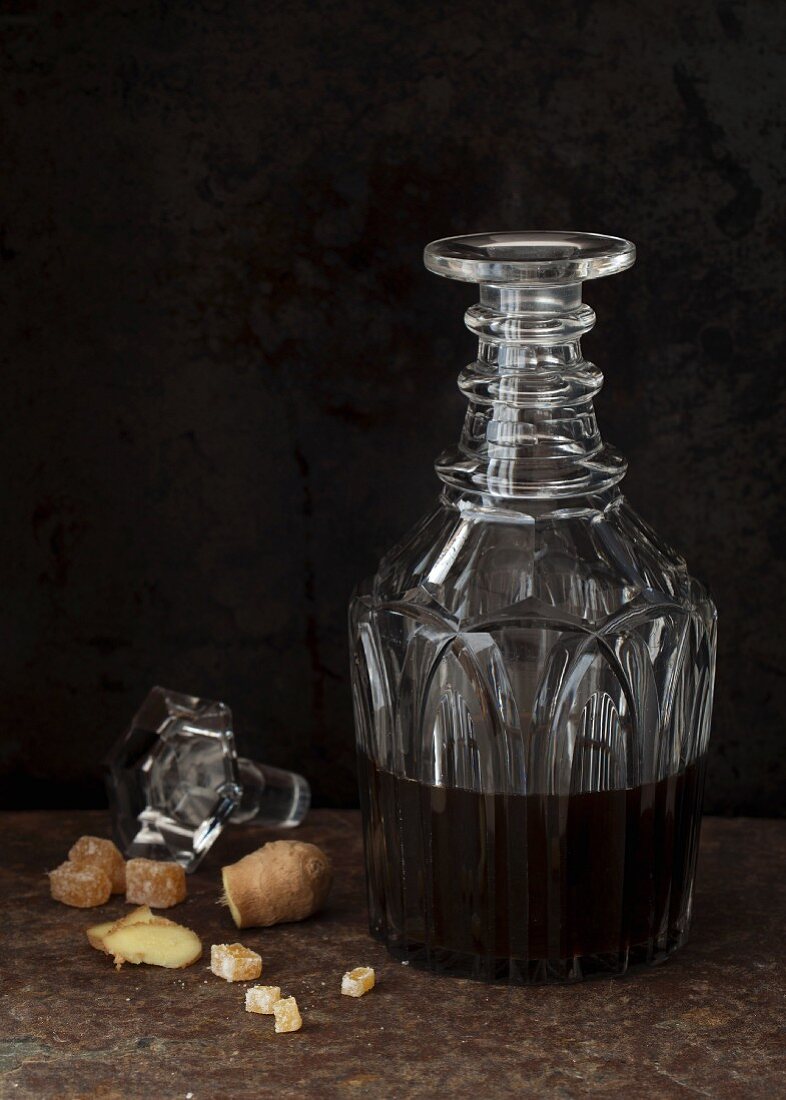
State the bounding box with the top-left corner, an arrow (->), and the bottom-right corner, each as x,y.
1,811 -> 784,1099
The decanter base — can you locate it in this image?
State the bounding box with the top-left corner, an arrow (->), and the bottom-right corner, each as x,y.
375,928 -> 691,985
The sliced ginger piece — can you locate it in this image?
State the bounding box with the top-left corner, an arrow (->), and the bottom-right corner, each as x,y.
86,905 -> 173,953
118,904 -> 156,926
86,919 -> 118,952
103,917 -> 202,970
87,905 -> 152,952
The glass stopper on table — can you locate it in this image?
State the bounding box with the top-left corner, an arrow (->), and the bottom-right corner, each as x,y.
105,686 -> 311,871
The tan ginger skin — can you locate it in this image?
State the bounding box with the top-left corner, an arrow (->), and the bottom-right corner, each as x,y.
221,840 -> 333,929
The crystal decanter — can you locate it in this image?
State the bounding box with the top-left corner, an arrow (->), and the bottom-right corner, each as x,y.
349,232 -> 717,983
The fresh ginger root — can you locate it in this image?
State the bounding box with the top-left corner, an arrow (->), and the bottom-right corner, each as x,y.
221,840 -> 333,929
103,916 -> 202,970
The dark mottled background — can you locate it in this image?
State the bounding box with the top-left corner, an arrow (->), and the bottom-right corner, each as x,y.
1,1 -> 783,814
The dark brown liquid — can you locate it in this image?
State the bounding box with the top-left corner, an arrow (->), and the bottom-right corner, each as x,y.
358,753 -> 707,982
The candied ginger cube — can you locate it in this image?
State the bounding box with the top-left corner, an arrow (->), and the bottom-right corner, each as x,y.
341,966 -> 375,998
210,943 -> 263,982
273,996 -> 302,1033
69,835 -> 126,893
125,858 -> 186,908
49,861 -> 111,908
245,985 -> 282,1014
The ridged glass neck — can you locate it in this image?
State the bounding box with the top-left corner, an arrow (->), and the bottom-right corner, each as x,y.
425,231 -> 635,503
435,281 -> 627,501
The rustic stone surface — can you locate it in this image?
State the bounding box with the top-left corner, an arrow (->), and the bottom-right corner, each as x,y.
1,811 -> 784,1098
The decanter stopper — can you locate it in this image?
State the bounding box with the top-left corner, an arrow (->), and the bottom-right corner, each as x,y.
424,231 -> 636,499
105,687 -> 311,871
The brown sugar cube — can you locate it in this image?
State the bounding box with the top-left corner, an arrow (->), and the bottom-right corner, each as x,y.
125,858 -> 186,908
273,996 -> 302,1033
245,985 -> 282,1014
341,965 -> 376,997
49,862 -> 111,908
69,836 -> 126,893
210,943 -> 263,982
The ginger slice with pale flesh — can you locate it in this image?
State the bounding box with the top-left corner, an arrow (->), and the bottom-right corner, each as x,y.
86,904 -> 174,953
103,916 -> 201,970
86,919 -> 119,952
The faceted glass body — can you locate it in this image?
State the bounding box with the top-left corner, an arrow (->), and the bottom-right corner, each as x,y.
350,233 -> 717,983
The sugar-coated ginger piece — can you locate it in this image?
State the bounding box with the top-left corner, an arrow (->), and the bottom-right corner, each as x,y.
273,996 -> 302,1033
68,836 -> 126,893
125,858 -> 186,908
245,985 -> 282,1014
221,840 -> 332,929
86,905 -> 175,953
49,861 -> 111,908
210,943 -> 263,982
341,966 -> 376,997
103,917 -> 202,970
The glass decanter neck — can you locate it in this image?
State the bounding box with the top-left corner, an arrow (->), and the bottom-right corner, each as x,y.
425,231 -> 635,502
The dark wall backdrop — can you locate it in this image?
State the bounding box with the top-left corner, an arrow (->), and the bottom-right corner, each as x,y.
1,1 -> 783,814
